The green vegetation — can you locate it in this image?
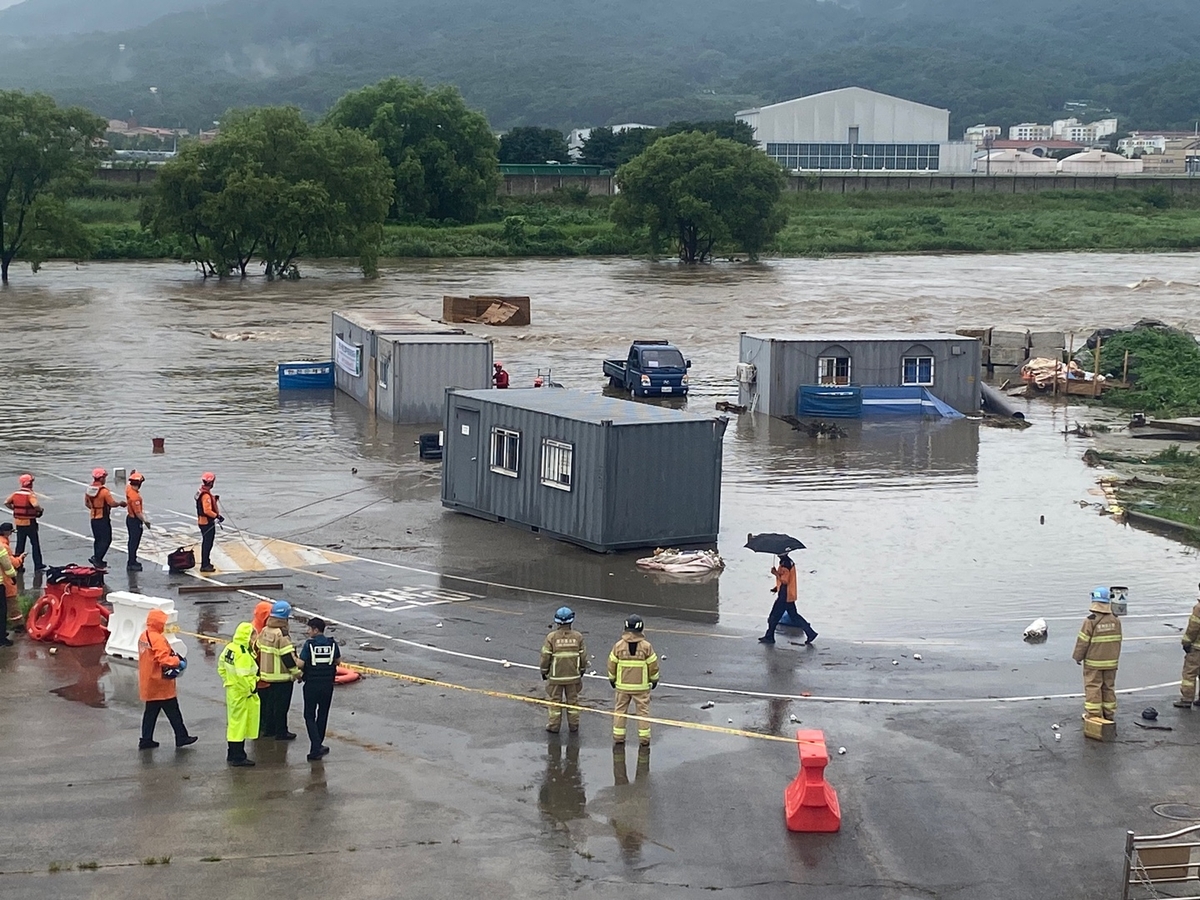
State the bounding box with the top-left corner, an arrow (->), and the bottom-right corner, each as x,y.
0,90 -> 105,283
1097,328 -> 1200,416
499,128 -> 569,165
325,79 -> 499,224
614,132 -> 786,262
1097,446 -> 1200,531
145,106 -> 393,278
3,0 -> 1200,137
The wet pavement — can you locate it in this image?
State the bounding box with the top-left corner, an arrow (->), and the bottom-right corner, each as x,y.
4,255 -> 1200,897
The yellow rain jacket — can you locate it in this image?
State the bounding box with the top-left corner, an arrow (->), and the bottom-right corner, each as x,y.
218,622 -> 261,742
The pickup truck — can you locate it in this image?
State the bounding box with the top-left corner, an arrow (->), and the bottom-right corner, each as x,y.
603,340 -> 691,397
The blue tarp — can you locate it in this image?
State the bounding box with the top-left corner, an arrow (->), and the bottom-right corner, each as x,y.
797,385 -> 863,418
796,385 -> 963,419
278,361 -> 335,390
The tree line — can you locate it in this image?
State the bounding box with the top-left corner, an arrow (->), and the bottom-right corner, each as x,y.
0,81 -> 787,282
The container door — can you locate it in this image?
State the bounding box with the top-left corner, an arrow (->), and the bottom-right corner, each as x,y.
450,407 -> 481,505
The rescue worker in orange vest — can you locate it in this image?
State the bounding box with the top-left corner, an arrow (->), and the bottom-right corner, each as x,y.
0,535 -> 16,646
5,473 -> 44,572
0,523 -> 22,634
760,553 -> 817,645
608,614 -> 659,747
1174,584 -> 1200,709
257,600 -> 302,740
125,470 -> 150,572
195,472 -> 222,573
84,468 -> 125,569
1072,586 -> 1123,721
540,606 -> 588,734
493,361 -> 510,389
137,609 -> 198,750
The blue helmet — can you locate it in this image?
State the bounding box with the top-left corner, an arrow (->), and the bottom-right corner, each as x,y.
1090,586 -> 1111,603
271,600 -> 292,618
554,606 -> 575,625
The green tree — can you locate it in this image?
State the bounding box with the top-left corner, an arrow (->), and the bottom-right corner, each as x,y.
499,126 -> 569,164
0,91 -> 105,283
146,107 -> 392,278
580,126 -> 659,170
661,119 -> 757,146
325,78 -> 499,224
613,131 -> 786,263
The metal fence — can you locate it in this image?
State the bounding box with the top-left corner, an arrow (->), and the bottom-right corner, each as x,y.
1123,825 -> 1200,899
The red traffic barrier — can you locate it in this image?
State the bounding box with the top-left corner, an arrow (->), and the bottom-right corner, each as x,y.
785,728 -> 841,833
25,579 -> 109,647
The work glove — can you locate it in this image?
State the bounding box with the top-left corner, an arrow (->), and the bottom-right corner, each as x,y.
541,672 -> 548,681
1076,659 -> 1082,665
216,515 -> 226,524
609,679 -> 617,689
178,657 -> 188,672
1185,643 -> 1193,654
650,682 -> 658,690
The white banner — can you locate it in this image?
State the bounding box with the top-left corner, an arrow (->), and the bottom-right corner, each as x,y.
335,336 -> 362,376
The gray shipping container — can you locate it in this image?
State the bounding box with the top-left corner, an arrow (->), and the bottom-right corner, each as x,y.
442,388 -> 728,552
332,310 -> 493,424
737,332 -> 981,417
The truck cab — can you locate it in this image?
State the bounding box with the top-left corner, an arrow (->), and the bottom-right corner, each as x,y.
604,340 -> 691,397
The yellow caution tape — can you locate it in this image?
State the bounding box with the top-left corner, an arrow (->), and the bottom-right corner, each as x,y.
182,630 -> 798,745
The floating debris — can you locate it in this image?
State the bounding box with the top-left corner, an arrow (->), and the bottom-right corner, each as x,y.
700,701 -> 715,710
837,747 -> 847,755
1023,618 -> 1048,642
913,653 -> 923,661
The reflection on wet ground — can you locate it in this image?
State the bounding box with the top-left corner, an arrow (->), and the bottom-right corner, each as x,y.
3,256 -> 1200,642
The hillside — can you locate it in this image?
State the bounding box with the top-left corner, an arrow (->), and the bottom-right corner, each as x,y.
0,0 -> 205,37
0,0 -> 1196,133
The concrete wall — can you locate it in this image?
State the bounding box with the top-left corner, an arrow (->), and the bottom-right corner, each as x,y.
499,174 -> 613,196
791,172 -> 1200,194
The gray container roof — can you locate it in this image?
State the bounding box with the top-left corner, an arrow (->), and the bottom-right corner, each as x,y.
336,309 -> 465,335
744,332 -> 971,343
380,332 -> 491,345
451,388 -> 720,426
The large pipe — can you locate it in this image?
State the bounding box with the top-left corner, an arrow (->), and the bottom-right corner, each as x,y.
980,382 -> 1025,419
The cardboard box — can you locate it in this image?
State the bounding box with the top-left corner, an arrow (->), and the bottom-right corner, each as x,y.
1083,716 -> 1116,742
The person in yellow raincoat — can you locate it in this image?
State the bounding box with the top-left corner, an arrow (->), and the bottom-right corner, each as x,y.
218,621 -> 261,767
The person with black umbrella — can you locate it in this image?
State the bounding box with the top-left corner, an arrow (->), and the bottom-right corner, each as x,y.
745,533 -> 817,646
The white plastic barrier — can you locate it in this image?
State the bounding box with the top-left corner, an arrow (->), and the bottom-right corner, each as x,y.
104,592 -> 186,662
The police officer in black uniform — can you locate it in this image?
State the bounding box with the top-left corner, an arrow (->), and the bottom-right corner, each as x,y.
297,617 -> 341,761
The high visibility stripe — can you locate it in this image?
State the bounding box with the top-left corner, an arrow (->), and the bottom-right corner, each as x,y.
615,659 -> 650,691
1077,632 -> 1090,641
1090,635 -> 1122,643
1084,660 -> 1119,669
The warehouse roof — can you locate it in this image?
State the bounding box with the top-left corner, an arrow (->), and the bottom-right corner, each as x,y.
451,388 -> 720,425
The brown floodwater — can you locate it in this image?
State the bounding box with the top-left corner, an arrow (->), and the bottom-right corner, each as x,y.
4,254 -> 1200,648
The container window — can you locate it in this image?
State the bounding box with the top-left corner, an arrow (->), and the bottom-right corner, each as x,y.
490,427 -> 521,477
902,356 -> 935,386
378,355 -> 389,390
540,439 -> 573,491
817,356 -> 851,385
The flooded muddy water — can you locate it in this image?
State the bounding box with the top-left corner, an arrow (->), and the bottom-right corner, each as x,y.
4,254 -> 1200,648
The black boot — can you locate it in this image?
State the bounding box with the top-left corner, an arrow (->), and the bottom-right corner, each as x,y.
227,741 -> 255,767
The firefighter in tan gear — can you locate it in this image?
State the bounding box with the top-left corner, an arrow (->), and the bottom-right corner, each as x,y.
1072,586 -> 1122,721
1174,585 -> 1200,709
541,606 -> 588,734
608,614 -> 659,746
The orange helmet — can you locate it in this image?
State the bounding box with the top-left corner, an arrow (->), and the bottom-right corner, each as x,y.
18,474 -> 33,488
129,470 -> 145,485
201,472 -> 216,485
92,467 -> 107,480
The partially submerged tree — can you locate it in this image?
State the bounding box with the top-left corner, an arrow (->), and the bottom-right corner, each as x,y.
0,91 -> 105,284
146,107 -> 393,278
613,131 -> 786,263
325,78 -> 499,224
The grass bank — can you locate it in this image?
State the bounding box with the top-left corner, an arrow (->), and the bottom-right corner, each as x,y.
49,184 -> 1200,262
1093,446 -> 1200,533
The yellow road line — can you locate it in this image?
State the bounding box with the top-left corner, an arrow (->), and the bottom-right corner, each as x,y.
181,630 -> 796,745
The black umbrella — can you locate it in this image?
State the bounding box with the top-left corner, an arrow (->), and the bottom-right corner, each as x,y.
744,532 -> 806,555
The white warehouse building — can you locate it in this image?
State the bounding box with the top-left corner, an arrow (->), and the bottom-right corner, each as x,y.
736,87 -> 974,174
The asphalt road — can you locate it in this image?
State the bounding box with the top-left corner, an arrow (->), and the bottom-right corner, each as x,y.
2,524 -> 1197,899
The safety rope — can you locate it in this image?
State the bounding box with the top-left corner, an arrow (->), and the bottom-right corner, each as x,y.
180,629 -> 799,745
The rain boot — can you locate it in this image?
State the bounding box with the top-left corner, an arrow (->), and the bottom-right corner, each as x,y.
227,741 -> 255,767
